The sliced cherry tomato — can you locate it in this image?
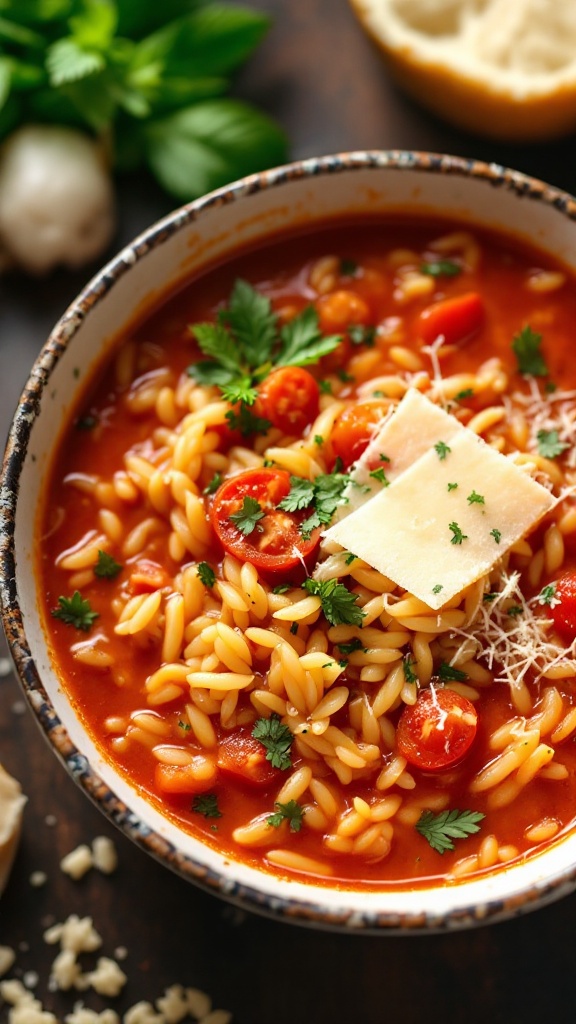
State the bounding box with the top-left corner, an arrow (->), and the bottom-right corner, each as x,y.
217,729 -> 281,788
550,573 -> 576,642
256,367 -> 319,435
417,292 -> 485,347
128,559 -> 171,594
210,468 -> 321,575
396,687 -> 478,771
316,289 -> 372,333
330,400 -> 389,468
154,757 -> 217,795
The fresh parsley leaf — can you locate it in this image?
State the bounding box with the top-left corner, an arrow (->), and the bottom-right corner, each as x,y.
447,482 -> 458,492
267,800 -> 304,832
252,713 -> 293,770
437,662 -> 467,682
490,528 -> 502,544
369,467 -> 389,486
229,496 -> 265,536
302,577 -> 365,627
51,591 -> 99,632
512,325 -> 548,377
192,793 -> 222,819
197,562 -> 216,587
278,476 -> 316,512
344,552 -> 357,565
434,440 -> 451,460
449,522 -> 468,545
94,550 -> 122,579
536,429 -> 569,459
402,656 -> 418,684
507,605 -> 523,618
225,404 -> 271,436
272,584 -> 291,594
348,324 -> 376,347
432,584 -> 443,595
336,638 -> 365,655
221,277 -> 277,368
455,388 -> 474,400
420,259 -> 461,277
319,379 -> 333,395
416,808 -> 484,854
537,584 -> 558,607
219,378 -> 259,407
190,320 -> 244,378
277,305 -> 341,368
203,472 -> 222,495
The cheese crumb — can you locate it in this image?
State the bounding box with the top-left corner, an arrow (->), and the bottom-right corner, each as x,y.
91,837 -> 117,875
0,945 -> 16,977
60,845 -> 93,880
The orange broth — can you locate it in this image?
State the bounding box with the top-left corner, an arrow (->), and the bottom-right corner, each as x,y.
39,219 -> 576,888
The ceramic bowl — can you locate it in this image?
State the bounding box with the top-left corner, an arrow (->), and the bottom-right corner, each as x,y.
3,151 -> 576,934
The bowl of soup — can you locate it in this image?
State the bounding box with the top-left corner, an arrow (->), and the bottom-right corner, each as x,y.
3,151 -> 576,932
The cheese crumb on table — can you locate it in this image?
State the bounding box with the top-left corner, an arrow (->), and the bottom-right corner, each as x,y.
0,762 -> 27,896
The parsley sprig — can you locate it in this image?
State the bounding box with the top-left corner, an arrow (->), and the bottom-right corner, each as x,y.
278,470 -> 351,538
416,808 -> 485,854
267,800 -> 304,832
536,429 -> 569,459
229,496 -> 265,536
188,280 -> 341,434
94,550 -> 122,579
51,591 -> 99,632
302,577 -> 365,627
252,714 -> 293,770
512,325 -> 548,377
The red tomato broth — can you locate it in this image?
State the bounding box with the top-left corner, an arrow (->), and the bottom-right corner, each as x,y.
39,218 -> 576,889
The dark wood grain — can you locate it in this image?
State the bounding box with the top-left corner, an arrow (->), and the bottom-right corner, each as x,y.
2,2 -> 576,1022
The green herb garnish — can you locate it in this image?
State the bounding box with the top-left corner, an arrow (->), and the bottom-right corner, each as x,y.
197,562 -> 216,587
203,472 -> 223,495
267,800 -> 304,832
416,808 -> 485,854
192,793 -> 222,819
536,429 -> 569,459
490,528 -> 502,544
467,490 -> 485,506
437,661 -> 467,682
94,550 -> 122,579
512,325 -> 548,377
302,577 -> 365,627
537,584 -> 558,606
348,324 -> 376,347
420,259 -> 461,278
402,656 -> 418,684
229,496 -> 265,536
434,440 -> 451,461
449,522 -> 468,545
252,714 -> 293,770
336,638 -> 366,655
51,591 -> 99,632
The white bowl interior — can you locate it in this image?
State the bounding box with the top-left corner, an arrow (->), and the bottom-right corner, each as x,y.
10,155 -> 576,929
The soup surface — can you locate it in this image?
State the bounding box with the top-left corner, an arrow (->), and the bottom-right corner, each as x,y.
40,219 -> 576,888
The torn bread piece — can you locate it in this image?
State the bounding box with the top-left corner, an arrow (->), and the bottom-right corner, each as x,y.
0,763 -> 26,896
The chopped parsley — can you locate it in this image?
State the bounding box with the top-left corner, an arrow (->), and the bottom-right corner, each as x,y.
344,552 -> 357,565
319,379 -> 333,394
402,656 -> 418,684
290,622 -> 299,635
252,714 -> 293,770
369,467 -> 389,486
302,577 -> 365,627
313,434 -> 324,446
455,388 -> 474,401
267,800 -> 305,832
340,258 -> 358,277
336,637 -> 366,655
437,661 -> 467,682
447,482 -> 458,492
420,259 -> 461,278
536,429 -> 569,459
203,472 -> 223,495
512,325 -> 548,377
348,324 -> 376,347
197,562 -> 216,587
507,605 -> 523,618
192,793 -> 222,819
449,522 -> 468,545
537,583 -> 558,607
416,808 -> 485,854
490,528 -> 502,544
225,404 -> 271,437
434,440 -> 451,461
467,490 -> 485,506
178,720 -> 191,732
51,591 -> 99,632
432,584 -> 443,595
94,550 -> 122,579
229,496 -> 265,536
272,584 -> 291,595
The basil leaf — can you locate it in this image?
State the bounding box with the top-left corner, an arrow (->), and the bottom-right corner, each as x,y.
144,98 -> 288,201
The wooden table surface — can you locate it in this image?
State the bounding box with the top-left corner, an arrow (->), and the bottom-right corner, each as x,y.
2,3 -> 576,1022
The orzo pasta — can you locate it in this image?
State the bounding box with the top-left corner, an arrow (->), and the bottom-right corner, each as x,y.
40,220 -> 576,887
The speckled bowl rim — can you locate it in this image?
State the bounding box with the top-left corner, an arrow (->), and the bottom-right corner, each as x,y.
3,150 -> 576,935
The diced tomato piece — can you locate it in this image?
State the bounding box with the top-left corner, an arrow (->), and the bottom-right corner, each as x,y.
550,573 -> 576,642
396,687 -> 478,771
417,292 -> 485,347
316,289 -> 372,333
128,559 -> 171,594
217,730 -> 281,787
209,468 -> 321,576
256,367 -> 320,435
330,400 -> 389,468
154,757 -> 217,795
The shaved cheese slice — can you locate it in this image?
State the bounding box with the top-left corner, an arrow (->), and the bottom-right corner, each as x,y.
336,388 -> 465,519
0,763 -> 26,896
323,427 -> 554,610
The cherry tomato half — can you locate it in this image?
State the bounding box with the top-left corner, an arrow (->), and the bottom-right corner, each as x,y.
396,687 -> 478,771
210,468 -> 321,575
330,400 -> 389,468
217,729 -> 281,788
257,366 -> 320,435
550,573 -> 576,642
417,292 -> 485,347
